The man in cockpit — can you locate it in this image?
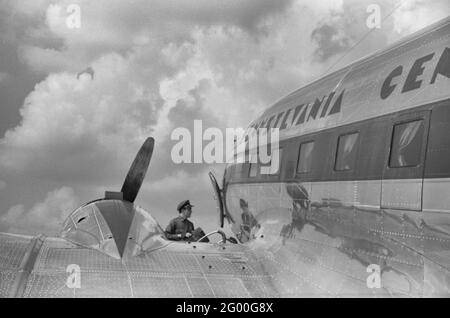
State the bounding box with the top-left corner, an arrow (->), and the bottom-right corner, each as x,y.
165,200 -> 195,241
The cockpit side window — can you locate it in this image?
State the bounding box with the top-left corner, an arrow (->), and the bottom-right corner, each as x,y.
62,205 -> 105,246
125,206 -> 166,256
61,201 -> 167,259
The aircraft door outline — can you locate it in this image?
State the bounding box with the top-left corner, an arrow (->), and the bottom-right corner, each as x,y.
381,110 -> 431,211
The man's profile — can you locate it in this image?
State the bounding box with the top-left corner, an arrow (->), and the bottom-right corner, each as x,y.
165,200 -> 195,241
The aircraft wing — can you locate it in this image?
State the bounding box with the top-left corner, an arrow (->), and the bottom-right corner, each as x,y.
0,232 -> 36,298
0,232 -> 280,298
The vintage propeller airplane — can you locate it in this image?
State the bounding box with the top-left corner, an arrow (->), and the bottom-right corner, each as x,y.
1,16 -> 450,298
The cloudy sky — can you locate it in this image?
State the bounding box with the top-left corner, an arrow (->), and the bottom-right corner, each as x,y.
0,0 -> 448,236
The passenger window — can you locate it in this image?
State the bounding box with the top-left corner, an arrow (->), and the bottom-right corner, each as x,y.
335,132 -> 359,171
389,120 -> 424,168
297,141 -> 314,173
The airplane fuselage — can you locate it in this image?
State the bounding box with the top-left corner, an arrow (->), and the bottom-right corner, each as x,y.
222,17 -> 450,297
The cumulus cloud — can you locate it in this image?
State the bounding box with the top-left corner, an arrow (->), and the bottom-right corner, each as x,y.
0,187 -> 79,235
13,0 -> 294,74
311,23 -> 352,62
0,52 -> 162,183
310,0 -> 449,69
392,0 -> 450,34
310,0 -> 392,65
0,0 -> 322,185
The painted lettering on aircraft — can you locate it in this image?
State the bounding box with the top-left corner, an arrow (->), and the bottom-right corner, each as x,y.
251,90 -> 345,132
381,47 -> 450,100
431,47 -> 450,84
279,109 -> 292,130
250,47 -> 449,134
320,92 -> 336,118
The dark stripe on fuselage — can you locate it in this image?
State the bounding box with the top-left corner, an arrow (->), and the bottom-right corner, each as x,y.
225,98 -> 450,185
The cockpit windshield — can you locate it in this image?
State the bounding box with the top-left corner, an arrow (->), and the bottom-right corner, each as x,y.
126,206 -> 167,256
61,200 -> 167,259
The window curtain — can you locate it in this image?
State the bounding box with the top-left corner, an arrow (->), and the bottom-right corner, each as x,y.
343,133 -> 358,155
397,121 -> 422,166
299,142 -> 314,172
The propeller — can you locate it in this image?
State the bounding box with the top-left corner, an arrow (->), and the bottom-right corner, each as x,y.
120,137 -> 155,203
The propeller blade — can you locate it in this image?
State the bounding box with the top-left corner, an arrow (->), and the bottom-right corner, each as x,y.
121,137 -> 154,203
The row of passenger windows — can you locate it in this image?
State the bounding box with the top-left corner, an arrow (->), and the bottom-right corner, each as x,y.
236,118 -> 425,180
296,119 -> 424,174
296,131 -> 361,174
